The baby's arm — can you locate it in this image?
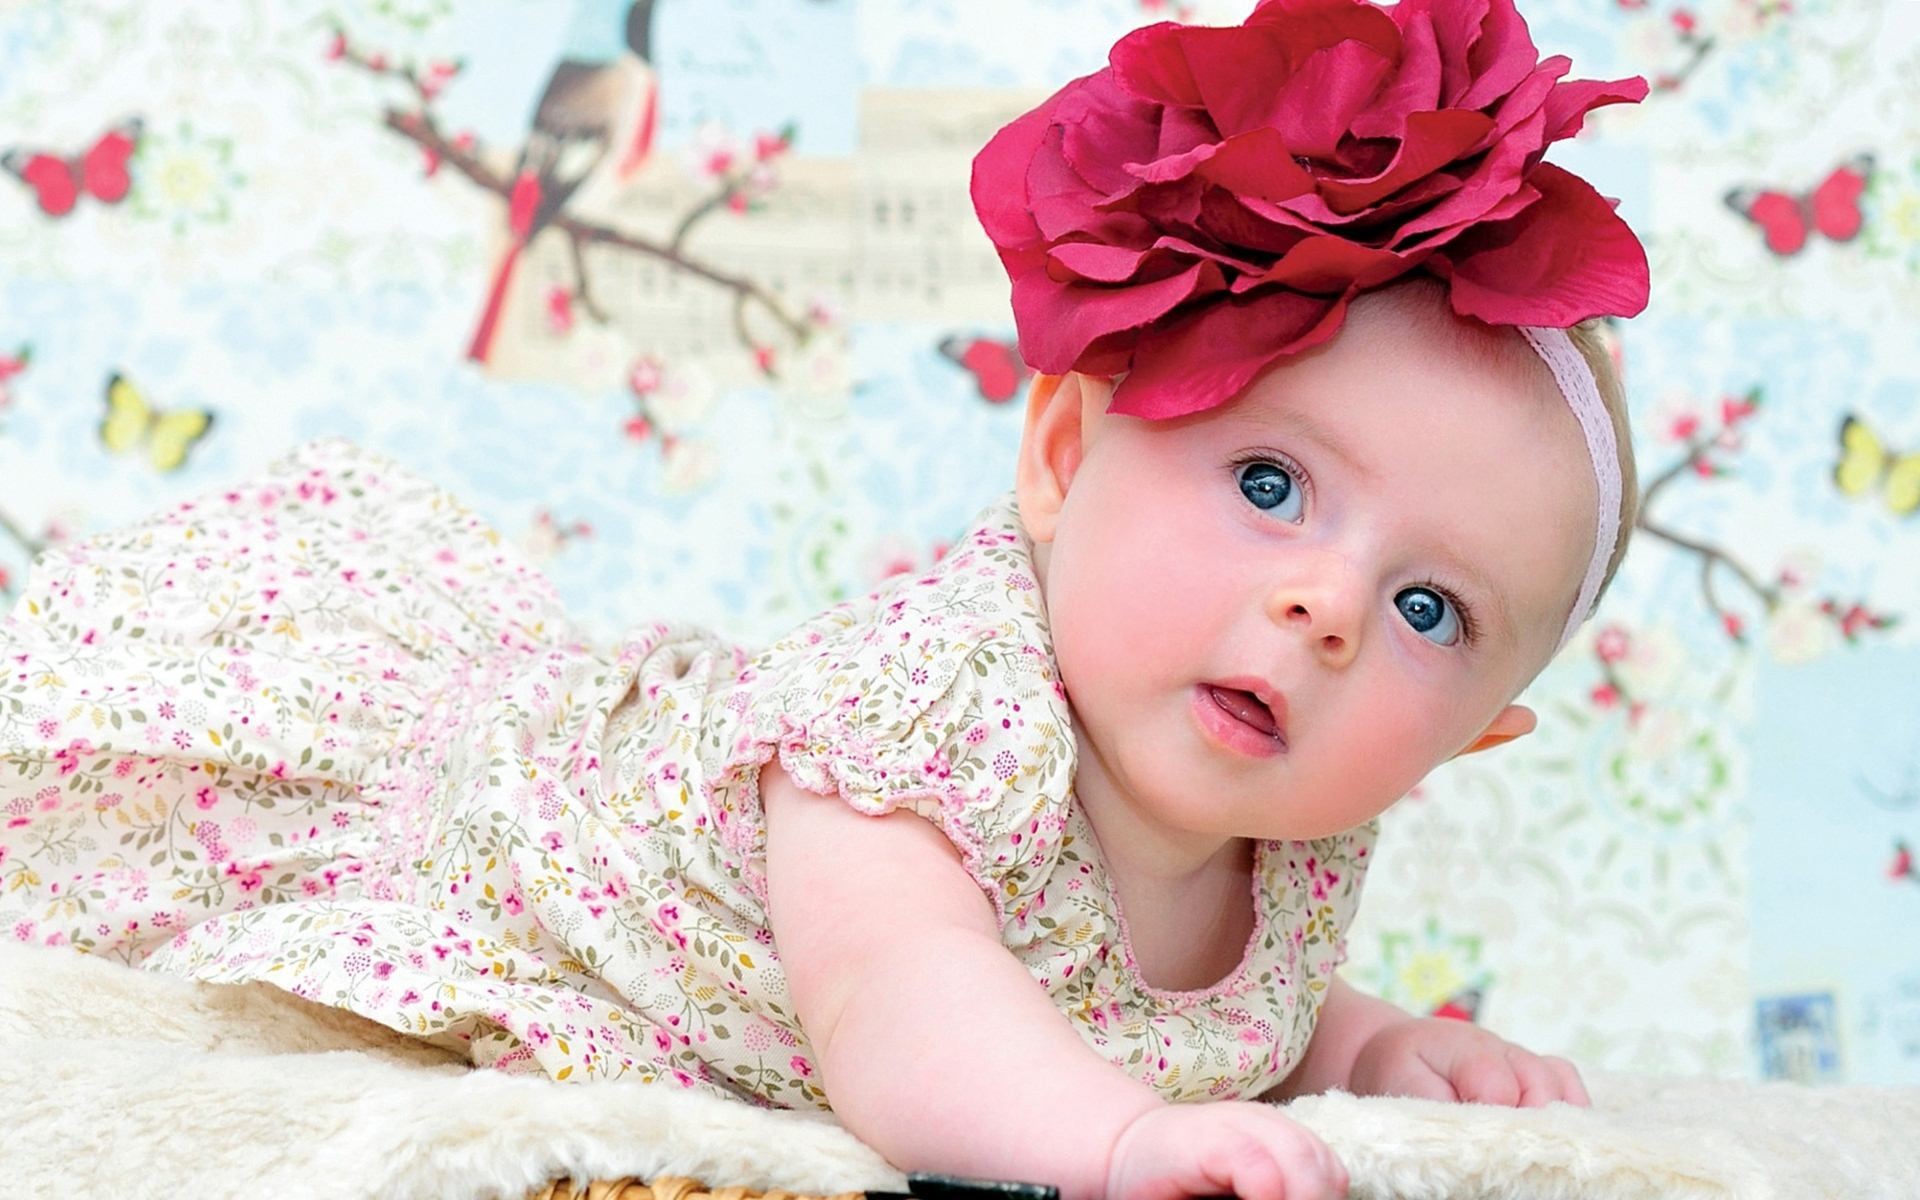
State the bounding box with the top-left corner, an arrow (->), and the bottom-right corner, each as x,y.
1265,977 -> 1591,1108
761,762 -> 1347,1200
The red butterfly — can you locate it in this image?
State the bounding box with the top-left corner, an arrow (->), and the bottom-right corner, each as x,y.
1724,154 -> 1873,257
938,335 -> 1030,405
1428,986 -> 1483,1024
2,117 -> 144,217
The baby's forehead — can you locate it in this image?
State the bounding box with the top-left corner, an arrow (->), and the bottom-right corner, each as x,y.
1218,335 -> 1569,450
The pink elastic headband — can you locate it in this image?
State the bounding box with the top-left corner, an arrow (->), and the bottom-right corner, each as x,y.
1520,326 -> 1622,654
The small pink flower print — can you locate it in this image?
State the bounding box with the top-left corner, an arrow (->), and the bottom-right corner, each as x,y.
195,786 -> 218,810
35,787 -> 60,813
789,1055 -> 814,1078
53,738 -> 95,775
113,760 -> 133,777
35,719 -> 57,738
992,750 -> 1018,781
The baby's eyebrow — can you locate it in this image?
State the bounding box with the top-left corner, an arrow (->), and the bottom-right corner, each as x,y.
1257,408 -> 1374,483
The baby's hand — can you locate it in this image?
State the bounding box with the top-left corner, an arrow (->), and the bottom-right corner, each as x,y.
1104,1101 -> 1347,1200
1348,1016 -> 1591,1108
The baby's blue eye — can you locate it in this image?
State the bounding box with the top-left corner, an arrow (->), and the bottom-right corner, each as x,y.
1237,461 -> 1303,522
1396,587 -> 1461,646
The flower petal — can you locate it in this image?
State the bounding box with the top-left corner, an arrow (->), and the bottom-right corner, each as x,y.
1314,108 -> 1493,214
1267,39 -> 1398,159
1394,106 -> 1546,242
1189,127 -> 1316,201
1230,234 -> 1411,293
1014,258 -> 1225,372
1355,1 -> 1442,137
1457,0 -> 1544,110
1439,162 -> 1650,324
1543,73 -> 1650,141
970,84 -> 1066,252
1030,125 -> 1157,243
1109,286 -> 1354,419
1059,72 -> 1168,196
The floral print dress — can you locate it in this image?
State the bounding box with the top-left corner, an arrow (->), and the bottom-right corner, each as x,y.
0,439 -> 1376,1108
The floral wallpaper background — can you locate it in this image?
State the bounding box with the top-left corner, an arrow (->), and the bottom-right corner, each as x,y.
1,0 -> 1915,1085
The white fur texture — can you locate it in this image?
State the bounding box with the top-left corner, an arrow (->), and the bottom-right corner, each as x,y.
2,944 -> 1916,1198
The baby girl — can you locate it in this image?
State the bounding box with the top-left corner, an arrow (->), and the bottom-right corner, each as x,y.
0,2 -> 1648,1198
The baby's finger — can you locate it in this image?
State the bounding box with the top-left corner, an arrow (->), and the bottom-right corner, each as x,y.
1449,1054 -> 1521,1107
1263,1132 -> 1346,1200
1376,1058 -> 1459,1103
1543,1055 -> 1592,1107
1203,1133 -> 1289,1200
1244,1117 -> 1345,1200
1506,1050 -> 1563,1108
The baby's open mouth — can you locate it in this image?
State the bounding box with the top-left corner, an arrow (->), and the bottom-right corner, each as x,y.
1205,684 -> 1284,741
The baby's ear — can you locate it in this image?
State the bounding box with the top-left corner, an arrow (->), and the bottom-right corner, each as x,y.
1015,372 -> 1108,544
1454,704 -> 1537,758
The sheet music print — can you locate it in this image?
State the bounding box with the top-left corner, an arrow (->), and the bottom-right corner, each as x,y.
484,89 -> 1041,387
486,154 -> 856,389
854,89 -> 1046,323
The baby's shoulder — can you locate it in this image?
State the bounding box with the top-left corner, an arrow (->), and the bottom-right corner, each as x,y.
750,495 -> 1053,685
725,495 -> 1068,788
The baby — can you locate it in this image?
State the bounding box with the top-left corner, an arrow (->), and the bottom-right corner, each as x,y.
0,3 -> 1648,1199
763,277 -> 1636,1200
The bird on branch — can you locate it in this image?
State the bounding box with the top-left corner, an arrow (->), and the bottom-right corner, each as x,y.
467,0 -> 660,365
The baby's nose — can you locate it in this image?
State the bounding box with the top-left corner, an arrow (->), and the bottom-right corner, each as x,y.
1269,588 -> 1361,668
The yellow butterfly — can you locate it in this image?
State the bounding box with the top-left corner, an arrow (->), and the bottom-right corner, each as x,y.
100,371 -> 214,472
1835,414 -> 1920,517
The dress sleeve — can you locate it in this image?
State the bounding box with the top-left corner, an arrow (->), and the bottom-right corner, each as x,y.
1324,817 -> 1379,970
1270,815 -> 1381,981
716,517 -> 1073,927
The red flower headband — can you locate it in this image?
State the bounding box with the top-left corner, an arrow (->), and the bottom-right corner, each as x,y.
970,0 -> 1652,420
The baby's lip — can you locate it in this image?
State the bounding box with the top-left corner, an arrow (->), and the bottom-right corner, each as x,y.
1203,676 -> 1288,742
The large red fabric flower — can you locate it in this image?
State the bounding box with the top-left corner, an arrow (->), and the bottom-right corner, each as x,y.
970,0 -> 1651,419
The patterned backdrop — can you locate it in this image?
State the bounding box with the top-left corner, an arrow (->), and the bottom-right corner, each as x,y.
1,0 -> 1915,1085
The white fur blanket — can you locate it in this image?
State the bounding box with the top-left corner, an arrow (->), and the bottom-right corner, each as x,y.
1,945 -> 1915,1199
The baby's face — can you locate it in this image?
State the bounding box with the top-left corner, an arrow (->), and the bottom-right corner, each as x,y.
1029,301 -> 1596,846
